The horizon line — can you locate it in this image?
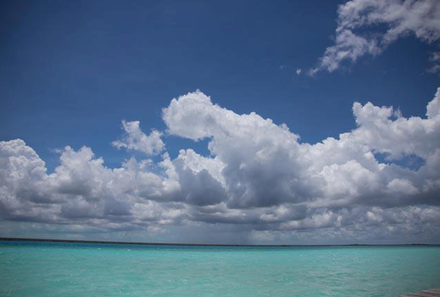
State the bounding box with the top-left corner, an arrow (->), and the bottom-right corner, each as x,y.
1,237 -> 439,247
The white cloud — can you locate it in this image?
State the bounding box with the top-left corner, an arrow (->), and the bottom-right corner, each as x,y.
1,89 -> 440,243
310,0 -> 440,75
163,90 -> 316,208
112,120 -> 164,155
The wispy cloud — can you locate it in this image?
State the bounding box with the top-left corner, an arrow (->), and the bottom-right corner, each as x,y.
309,0 -> 440,75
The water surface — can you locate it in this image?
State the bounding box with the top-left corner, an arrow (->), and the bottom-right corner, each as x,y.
1,241 -> 439,296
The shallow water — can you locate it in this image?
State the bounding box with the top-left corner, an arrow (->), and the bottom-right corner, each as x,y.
1,242 -> 440,296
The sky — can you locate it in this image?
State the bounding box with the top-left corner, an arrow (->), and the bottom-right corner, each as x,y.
1,0 -> 440,244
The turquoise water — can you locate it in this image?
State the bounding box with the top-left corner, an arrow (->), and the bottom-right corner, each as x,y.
1,242 -> 440,296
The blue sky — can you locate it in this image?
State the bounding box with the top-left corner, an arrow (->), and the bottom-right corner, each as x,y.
2,0 -> 438,170
1,0 -> 440,244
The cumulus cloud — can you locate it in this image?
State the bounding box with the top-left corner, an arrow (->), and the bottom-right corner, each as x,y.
309,0 -> 440,75
112,120 -> 164,155
1,89 -> 440,243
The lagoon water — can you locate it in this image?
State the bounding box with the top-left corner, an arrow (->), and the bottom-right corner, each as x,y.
1,242 -> 440,296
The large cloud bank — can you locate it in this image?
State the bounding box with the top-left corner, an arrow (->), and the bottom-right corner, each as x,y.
1,89 -> 440,243
310,0 -> 440,75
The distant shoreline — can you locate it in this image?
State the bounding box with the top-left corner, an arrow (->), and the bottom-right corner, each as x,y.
0,237 -> 439,247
